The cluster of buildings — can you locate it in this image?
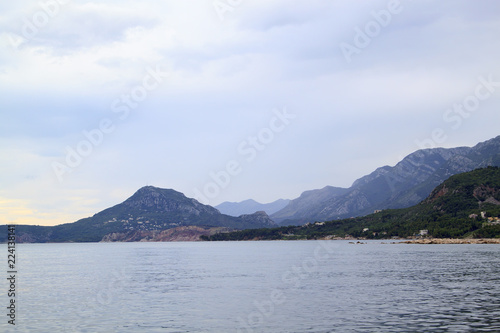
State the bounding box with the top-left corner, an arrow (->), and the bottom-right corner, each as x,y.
485,217 -> 500,225
469,212 -> 500,225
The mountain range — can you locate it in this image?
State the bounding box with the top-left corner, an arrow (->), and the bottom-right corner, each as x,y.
204,167 -> 500,241
270,135 -> 500,225
215,199 -> 290,217
2,135 -> 500,243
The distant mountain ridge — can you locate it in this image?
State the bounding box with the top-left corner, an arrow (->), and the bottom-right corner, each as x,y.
216,199 -> 290,217
1,186 -> 276,243
272,135 -> 500,225
3,136 -> 500,242
204,167 -> 500,241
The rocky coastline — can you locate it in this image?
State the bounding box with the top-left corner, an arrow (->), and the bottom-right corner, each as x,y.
400,238 -> 500,244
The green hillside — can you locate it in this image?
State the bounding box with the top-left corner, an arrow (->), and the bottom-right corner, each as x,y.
204,167 -> 500,241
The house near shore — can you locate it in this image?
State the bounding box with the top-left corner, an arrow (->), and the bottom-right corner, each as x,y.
419,230 -> 429,236
487,217 -> 500,225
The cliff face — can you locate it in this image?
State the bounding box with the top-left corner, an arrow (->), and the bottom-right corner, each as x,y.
272,136 -> 500,225
424,167 -> 500,211
101,226 -> 230,242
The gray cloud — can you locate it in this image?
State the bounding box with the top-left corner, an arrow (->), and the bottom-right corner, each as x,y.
1,0 -> 500,225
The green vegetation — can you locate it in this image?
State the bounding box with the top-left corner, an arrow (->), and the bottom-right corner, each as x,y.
203,167 -> 500,241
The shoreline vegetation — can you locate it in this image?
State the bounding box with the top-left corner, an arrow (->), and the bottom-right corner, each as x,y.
399,238 -> 500,244
305,236 -> 500,244
2,237 -> 500,245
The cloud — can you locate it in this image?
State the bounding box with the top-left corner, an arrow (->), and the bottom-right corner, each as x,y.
1,0 -> 500,225
0,2 -> 159,50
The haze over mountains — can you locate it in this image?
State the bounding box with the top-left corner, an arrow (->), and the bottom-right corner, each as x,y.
271,135 -> 500,225
216,199 -> 290,217
1,135 -> 499,243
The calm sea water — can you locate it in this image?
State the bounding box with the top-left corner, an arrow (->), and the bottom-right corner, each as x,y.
1,241 -> 499,332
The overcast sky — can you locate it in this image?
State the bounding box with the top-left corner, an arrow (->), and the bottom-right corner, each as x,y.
1,0 -> 500,226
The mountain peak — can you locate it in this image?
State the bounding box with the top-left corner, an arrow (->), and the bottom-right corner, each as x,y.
3,186 -> 278,242
124,186 -> 218,215
135,186 -> 179,196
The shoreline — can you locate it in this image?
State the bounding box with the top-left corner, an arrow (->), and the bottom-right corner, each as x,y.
400,238 -> 500,244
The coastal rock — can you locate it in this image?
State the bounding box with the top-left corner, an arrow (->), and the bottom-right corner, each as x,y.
401,238 -> 500,244
101,226 -> 232,242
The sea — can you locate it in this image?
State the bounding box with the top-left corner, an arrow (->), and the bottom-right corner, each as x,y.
2,240 -> 499,332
